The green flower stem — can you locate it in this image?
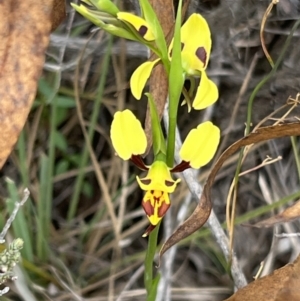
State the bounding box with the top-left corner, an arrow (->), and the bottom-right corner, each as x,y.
166,115 -> 177,167
147,93 -> 167,156
144,222 -> 160,299
166,0 -> 183,167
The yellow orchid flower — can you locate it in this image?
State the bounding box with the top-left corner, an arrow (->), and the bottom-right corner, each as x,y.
111,110 -> 220,236
130,13 -> 218,110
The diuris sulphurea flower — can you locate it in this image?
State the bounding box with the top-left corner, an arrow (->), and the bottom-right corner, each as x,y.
130,13 -> 218,111
111,110 -> 220,236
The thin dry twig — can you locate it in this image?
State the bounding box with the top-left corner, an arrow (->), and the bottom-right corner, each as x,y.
0,186 -> 30,243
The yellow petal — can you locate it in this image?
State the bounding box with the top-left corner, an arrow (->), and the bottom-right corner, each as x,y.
180,121 -> 220,169
130,59 -> 160,100
110,110 -> 147,160
136,161 -> 180,193
117,12 -> 155,41
181,13 -> 212,71
192,72 -> 218,110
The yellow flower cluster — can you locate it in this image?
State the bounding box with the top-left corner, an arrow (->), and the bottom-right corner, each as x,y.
72,1 -> 220,236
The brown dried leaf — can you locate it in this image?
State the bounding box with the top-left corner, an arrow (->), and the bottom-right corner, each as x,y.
248,199 -> 300,228
159,122 -> 300,258
51,0 -> 66,32
0,0 -> 65,169
223,254 -> 300,301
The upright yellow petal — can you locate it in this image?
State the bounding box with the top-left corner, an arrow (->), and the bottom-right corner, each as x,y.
192,71 -> 218,110
117,12 -> 155,41
130,59 -> 160,100
180,121 -> 220,169
110,110 -> 147,160
181,13 -> 212,71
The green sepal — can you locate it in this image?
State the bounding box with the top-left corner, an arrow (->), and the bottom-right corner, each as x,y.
166,0 -> 184,167
138,0 -> 169,69
145,93 -> 167,156
168,1 -> 184,110
80,0 -> 119,16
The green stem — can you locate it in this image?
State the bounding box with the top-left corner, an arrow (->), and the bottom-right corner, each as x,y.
166,115 -> 177,167
165,0 -> 183,167
144,223 -> 160,298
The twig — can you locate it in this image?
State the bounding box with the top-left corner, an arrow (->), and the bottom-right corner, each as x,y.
0,187 -> 30,243
275,233 -> 300,238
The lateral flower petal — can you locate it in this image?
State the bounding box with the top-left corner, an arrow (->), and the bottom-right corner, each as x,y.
117,12 -> 155,41
180,121 -> 220,169
192,71 -> 218,110
130,59 -> 160,99
110,110 -> 147,160
136,161 -> 180,193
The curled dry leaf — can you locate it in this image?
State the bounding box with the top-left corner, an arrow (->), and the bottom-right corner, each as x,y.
159,122 -> 300,259
0,0 -> 65,169
247,199 -> 300,228
223,254 -> 300,301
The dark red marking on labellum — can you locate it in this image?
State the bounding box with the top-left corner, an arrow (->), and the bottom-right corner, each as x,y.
158,202 -> 170,218
142,199 -> 154,216
138,25 -> 148,38
196,47 -> 207,66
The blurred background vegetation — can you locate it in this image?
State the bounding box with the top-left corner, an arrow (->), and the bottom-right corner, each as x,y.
0,0 -> 300,300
